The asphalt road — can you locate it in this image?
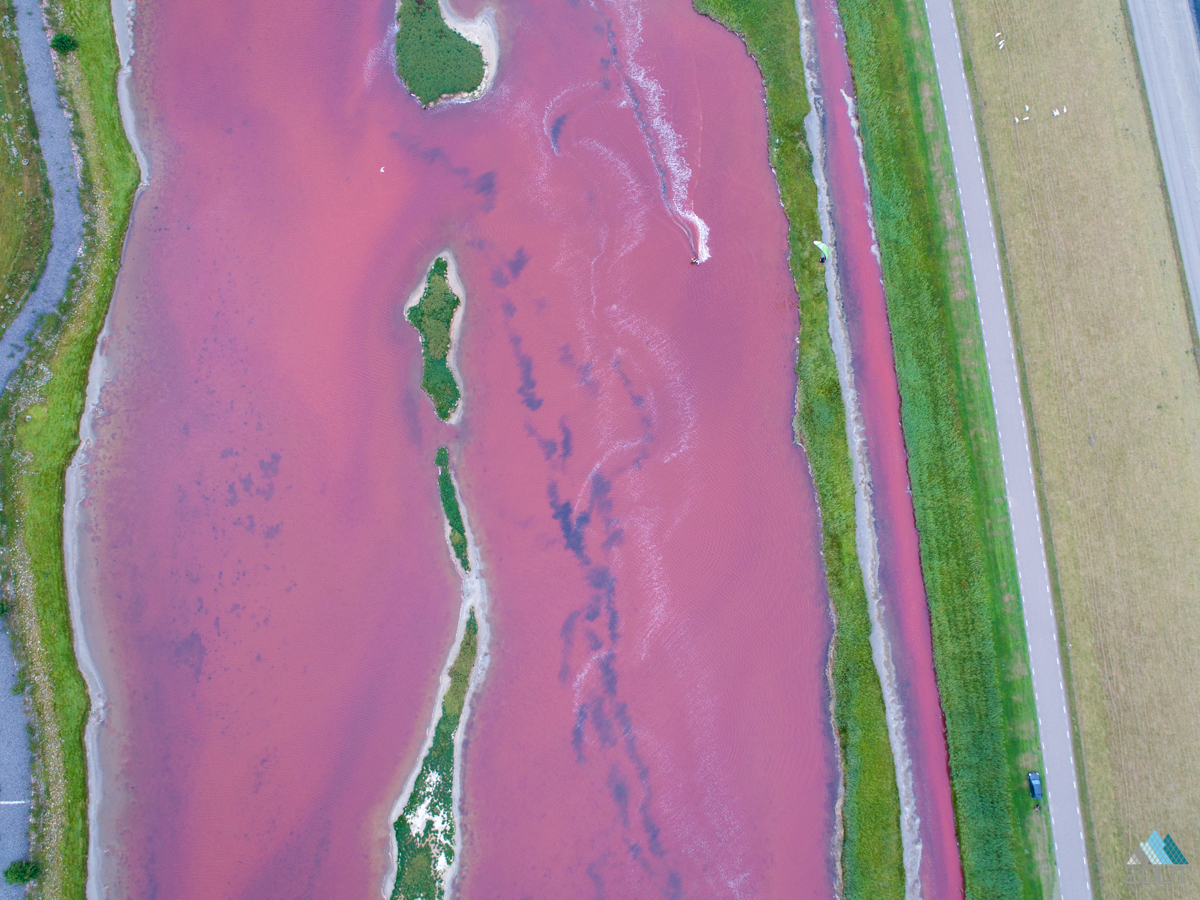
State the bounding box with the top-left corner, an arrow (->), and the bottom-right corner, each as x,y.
1126,0 -> 1200,336
919,2 -> 1094,898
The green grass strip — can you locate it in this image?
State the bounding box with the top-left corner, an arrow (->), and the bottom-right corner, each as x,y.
836,0 -> 1047,894
396,0 -> 484,107
435,446 -> 469,571
0,0 -> 53,334
408,257 -> 462,421
0,0 -> 137,893
392,609 -> 478,900
692,3 -> 904,897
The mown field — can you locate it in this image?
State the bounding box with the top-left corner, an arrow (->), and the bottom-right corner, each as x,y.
693,3 -> 905,897
833,0 -> 1055,892
0,0 -> 137,894
0,0 -> 51,334
953,0 -> 1200,890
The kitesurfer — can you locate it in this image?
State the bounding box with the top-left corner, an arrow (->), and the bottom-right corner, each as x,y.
813,239 -> 832,264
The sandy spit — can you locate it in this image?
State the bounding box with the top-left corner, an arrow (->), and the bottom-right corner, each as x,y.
380,468 -> 490,900
795,2 -> 924,897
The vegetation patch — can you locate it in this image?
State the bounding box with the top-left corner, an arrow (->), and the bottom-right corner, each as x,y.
0,0 -> 139,895
692,2 -> 904,897
435,446 -> 469,572
392,609 -> 478,900
396,0 -> 484,106
3,859 -> 39,884
0,1 -> 53,336
834,0 -> 1048,893
49,33 -> 77,54
408,257 -> 462,421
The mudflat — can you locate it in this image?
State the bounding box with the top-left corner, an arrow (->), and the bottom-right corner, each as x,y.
955,0 -> 1200,891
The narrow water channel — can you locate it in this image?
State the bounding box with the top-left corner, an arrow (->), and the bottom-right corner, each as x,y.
802,0 -> 965,895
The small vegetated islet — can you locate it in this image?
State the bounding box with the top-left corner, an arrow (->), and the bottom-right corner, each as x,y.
0,0 -> 53,337
396,0 -> 484,106
435,446 -> 469,572
836,0 -> 1040,892
407,258 -> 462,421
392,610 -> 478,900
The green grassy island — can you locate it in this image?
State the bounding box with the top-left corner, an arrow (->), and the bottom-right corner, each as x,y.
396,0 -> 484,106
435,446 -> 469,572
0,0 -> 52,337
392,610 -> 478,900
693,3 -> 905,897
408,257 -> 463,421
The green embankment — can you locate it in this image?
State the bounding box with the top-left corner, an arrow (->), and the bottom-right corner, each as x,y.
693,3 -> 904,897
836,0 -> 1049,893
0,0 -> 52,335
435,446 -> 469,571
408,257 -> 462,421
396,0 -> 484,107
0,0 -> 138,893
392,609 -> 478,900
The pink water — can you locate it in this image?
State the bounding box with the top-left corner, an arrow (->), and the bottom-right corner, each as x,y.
807,0 -> 965,896
78,0 -> 841,896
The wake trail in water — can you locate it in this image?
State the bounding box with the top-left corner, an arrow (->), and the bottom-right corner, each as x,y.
595,0 -> 711,263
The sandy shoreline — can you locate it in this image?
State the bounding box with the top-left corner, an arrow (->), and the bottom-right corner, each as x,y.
387,250 -> 485,898
64,1 -> 148,897
796,2 -> 923,896
436,0 -> 499,102
63,314 -> 114,900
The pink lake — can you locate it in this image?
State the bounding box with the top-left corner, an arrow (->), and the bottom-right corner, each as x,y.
75,0 -> 842,896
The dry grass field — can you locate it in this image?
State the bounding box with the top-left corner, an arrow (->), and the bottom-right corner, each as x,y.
954,0 -> 1200,893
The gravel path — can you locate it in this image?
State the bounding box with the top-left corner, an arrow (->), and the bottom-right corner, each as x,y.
1,0 -> 87,885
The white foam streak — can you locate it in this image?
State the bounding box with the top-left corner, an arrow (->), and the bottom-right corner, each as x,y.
600,0 -> 711,261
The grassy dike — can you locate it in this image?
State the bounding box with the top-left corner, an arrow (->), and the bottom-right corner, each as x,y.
692,3 -> 904,897
408,257 -> 462,421
0,0 -> 137,893
0,0 -> 52,334
834,0 -> 1050,894
391,610 -> 478,900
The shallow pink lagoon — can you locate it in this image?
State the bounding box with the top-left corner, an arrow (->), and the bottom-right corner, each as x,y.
807,0 -> 964,895
77,0 -> 842,896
